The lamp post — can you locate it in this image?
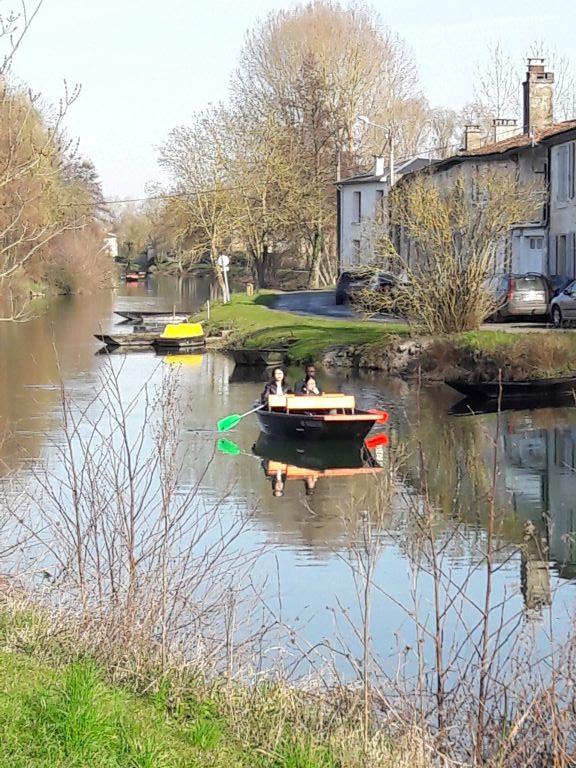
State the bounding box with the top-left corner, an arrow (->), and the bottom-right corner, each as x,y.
357,115 -> 395,187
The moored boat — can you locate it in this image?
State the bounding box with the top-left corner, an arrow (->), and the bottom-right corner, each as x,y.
95,323 -> 205,351
256,394 -> 387,441
230,348 -> 287,366
152,322 -> 205,349
115,310 -> 187,323
445,376 -> 576,400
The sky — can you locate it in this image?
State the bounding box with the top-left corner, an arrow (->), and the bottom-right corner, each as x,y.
9,0 -> 576,199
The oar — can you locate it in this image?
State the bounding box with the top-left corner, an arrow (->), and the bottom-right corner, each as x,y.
367,409 -> 389,424
217,438 -> 243,455
365,433 -> 389,450
217,404 -> 264,433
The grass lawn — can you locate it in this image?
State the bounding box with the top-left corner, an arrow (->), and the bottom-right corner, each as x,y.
195,291 -> 409,362
0,608 -> 412,768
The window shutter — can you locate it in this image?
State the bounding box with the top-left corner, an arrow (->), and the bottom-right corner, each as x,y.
569,143 -> 576,200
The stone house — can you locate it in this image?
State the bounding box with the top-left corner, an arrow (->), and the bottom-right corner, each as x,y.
335,156 -> 432,271
398,59 -> 576,277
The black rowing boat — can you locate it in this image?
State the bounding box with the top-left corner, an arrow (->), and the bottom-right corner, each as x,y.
256,409 -> 378,440
445,376 -> 576,400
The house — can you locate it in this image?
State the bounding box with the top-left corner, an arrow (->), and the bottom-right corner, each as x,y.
398,59 -> 576,277
335,156 -> 432,271
104,233 -> 118,260
542,124 -> 576,277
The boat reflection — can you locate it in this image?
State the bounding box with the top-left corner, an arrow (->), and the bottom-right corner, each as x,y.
252,434 -> 386,499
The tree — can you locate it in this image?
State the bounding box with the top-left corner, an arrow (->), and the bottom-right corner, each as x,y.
0,2 -> 106,317
360,168 -> 539,334
232,0 -> 423,286
159,108 -> 233,289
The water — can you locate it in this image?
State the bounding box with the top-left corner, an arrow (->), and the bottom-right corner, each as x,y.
1,275 -> 576,680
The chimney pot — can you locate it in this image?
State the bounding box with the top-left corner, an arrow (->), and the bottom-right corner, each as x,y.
464,124 -> 483,152
492,118 -> 518,144
373,156 -> 385,177
523,58 -> 554,134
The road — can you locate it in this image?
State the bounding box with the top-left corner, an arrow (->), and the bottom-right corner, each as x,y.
270,290 -> 556,332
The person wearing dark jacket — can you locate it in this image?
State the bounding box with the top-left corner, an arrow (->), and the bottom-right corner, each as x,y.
295,363 -> 323,395
260,367 -> 293,406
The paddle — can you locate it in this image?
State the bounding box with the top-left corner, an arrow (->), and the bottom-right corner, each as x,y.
217,438 -> 242,455
217,404 -> 264,433
367,409 -> 389,424
365,433 -> 389,449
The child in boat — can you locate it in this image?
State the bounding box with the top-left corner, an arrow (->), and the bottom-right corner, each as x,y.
296,363 -> 323,395
303,375 -> 320,395
260,367 -> 293,406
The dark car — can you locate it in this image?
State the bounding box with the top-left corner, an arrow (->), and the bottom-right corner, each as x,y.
485,273 -> 553,321
335,269 -> 395,305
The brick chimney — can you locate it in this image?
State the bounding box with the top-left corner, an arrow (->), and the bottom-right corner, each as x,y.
463,125 -> 483,152
373,156 -> 385,177
492,118 -> 518,144
523,58 -> 554,134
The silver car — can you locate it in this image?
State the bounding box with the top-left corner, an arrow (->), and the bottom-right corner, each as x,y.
485,273 -> 550,321
550,280 -> 576,327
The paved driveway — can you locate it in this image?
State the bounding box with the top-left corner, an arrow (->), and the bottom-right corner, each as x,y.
270,290 -> 557,332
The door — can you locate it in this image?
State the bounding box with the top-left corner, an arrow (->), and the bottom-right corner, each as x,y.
522,235 -> 545,273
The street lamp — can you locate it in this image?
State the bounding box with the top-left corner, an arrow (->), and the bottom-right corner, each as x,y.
356,115 -> 395,186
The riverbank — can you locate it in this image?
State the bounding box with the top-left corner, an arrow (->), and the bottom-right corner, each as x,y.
194,291 -> 408,362
0,605 -> 421,768
195,292 -> 576,381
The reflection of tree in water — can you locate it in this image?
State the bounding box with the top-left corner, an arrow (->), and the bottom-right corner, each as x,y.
397,391 -> 576,589
0,291 -> 113,474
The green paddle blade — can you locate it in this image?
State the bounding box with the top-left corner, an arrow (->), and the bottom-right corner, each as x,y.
217,438 -> 241,456
217,413 -> 241,432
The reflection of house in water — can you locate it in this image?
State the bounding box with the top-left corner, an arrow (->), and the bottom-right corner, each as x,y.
501,412 -> 576,606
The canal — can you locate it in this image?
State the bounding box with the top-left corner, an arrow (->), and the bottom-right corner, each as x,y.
1,275 -> 576,682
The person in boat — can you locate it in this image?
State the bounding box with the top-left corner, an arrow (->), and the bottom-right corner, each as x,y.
296,363 -> 323,395
260,367 -> 292,406
302,375 -> 320,395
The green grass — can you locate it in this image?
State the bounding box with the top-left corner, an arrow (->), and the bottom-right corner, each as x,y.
0,606 -> 359,768
196,291 -> 409,362
427,329 -> 576,380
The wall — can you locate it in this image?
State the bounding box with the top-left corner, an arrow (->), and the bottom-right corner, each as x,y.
398,149 -> 549,274
339,180 -> 388,270
549,138 -> 576,278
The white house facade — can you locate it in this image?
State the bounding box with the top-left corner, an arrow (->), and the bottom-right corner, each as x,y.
546,127 -> 576,278
336,157 -> 431,271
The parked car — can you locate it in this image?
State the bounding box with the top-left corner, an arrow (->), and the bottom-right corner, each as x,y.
550,279 -> 576,327
335,269 -> 396,305
485,273 -> 552,321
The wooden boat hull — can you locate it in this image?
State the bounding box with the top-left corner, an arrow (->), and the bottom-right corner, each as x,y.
256,408 -> 378,441
115,310 -> 187,323
95,333 -> 205,350
230,348 -> 286,366
95,332 -> 158,348
446,377 -> 576,400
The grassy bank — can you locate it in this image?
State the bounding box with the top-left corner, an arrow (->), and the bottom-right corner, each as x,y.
195,292 -> 576,380
194,291 -> 408,362
423,330 -> 576,380
0,608 -> 415,768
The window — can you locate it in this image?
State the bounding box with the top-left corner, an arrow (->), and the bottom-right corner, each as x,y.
352,240 -> 361,264
557,234 -> 567,275
375,189 -> 385,224
557,142 -> 576,202
352,191 -> 361,223
529,237 -> 543,250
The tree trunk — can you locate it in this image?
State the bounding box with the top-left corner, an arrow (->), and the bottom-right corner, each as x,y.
253,245 -> 272,288
308,228 -> 323,288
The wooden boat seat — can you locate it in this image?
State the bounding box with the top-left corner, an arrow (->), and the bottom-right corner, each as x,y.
268,394 -> 355,412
